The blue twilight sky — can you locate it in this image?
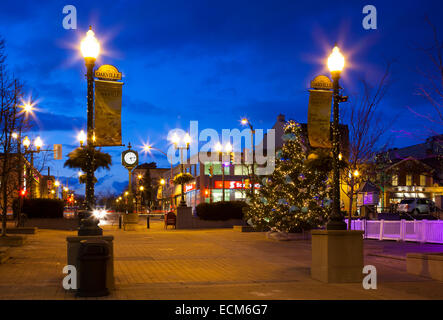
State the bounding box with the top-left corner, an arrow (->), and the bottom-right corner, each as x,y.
0,0 -> 442,195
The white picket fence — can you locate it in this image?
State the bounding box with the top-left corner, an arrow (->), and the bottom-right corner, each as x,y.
345,219 -> 443,244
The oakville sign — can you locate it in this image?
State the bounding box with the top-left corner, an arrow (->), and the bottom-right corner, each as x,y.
95,64 -> 122,81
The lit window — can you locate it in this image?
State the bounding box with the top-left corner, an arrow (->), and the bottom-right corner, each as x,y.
392,175 -> 398,186
420,175 -> 426,186
406,174 -> 412,186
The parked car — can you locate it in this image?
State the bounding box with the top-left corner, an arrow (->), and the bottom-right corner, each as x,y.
397,198 -> 435,215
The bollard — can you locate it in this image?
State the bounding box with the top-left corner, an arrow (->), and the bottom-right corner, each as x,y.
147,215 -> 150,229
119,214 -> 122,229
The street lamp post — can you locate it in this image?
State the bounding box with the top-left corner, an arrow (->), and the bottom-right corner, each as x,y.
22,135 -> 43,199
77,27 -> 103,236
326,45 -> 347,231
215,142 -> 232,202
80,26 -> 100,212
241,118 -> 255,198
172,133 -> 191,207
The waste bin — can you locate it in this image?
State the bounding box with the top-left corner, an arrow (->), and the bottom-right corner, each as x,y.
77,239 -> 110,297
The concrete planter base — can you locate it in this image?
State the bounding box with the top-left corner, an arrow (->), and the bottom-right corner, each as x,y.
311,230 -> 364,283
66,235 -> 115,291
0,235 -> 26,247
407,253 -> 443,281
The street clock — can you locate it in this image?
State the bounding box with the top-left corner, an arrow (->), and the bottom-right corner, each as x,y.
121,143 -> 138,169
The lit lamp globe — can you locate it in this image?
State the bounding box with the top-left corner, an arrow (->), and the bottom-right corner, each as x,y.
184,133 -> 191,147
224,143 -> 232,153
34,136 -> 43,151
80,27 -> 100,60
23,136 -> 30,149
215,142 -> 222,153
77,130 -> 86,147
23,103 -> 33,114
171,133 -> 180,147
327,46 -> 345,78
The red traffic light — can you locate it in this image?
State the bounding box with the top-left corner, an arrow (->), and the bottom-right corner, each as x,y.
20,189 -> 27,197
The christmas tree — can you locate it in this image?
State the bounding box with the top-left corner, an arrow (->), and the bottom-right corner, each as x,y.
245,120 -> 331,233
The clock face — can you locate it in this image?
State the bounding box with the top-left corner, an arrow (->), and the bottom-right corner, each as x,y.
124,152 -> 137,165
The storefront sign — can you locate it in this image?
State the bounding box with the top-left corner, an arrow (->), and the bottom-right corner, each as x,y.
214,180 -> 260,189
185,183 -> 196,192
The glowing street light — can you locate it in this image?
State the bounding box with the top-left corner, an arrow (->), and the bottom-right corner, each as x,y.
22,136 -> 30,149
327,46 -> 345,73
23,103 -> 33,114
171,132 -> 192,207
77,130 -> 86,147
214,142 -> 233,201
240,117 -> 255,198
353,170 -> 360,177
214,142 -> 222,153
34,136 -> 43,151
171,133 -> 180,146
80,28 -> 100,59
184,133 -> 191,147
159,179 -> 165,186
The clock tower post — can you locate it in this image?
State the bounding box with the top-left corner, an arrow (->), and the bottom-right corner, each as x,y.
121,142 -> 139,230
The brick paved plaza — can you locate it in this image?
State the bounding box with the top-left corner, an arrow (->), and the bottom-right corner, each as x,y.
0,219 -> 442,300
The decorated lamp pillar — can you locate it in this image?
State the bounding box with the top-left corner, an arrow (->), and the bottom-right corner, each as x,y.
80,26 -> 100,212
326,45 -> 348,231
